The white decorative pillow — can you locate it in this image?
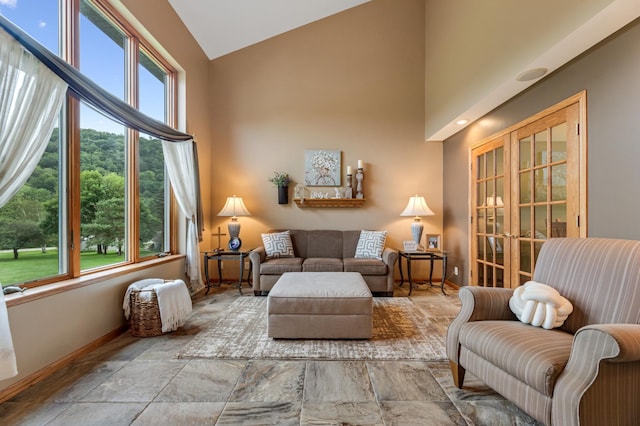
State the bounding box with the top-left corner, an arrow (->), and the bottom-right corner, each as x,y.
261,231 -> 294,259
509,281 -> 574,330
355,230 -> 387,260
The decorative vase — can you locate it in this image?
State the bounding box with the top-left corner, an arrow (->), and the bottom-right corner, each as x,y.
278,185 -> 289,204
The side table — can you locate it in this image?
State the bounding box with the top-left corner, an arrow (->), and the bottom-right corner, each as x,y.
203,249 -> 253,295
398,250 -> 448,296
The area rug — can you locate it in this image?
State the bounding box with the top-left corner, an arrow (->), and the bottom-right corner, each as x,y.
177,297 -> 448,361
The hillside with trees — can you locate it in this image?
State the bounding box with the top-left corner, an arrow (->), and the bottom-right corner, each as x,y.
0,129 -> 164,259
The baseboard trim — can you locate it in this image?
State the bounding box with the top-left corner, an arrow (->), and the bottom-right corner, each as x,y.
445,280 -> 459,290
0,325 -> 128,403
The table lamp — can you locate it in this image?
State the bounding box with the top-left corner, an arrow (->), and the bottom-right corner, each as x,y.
400,195 -> 435,246
217,195 -> 251,250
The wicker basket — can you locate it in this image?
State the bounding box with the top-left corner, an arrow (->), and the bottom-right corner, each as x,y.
129,288 -> 164,337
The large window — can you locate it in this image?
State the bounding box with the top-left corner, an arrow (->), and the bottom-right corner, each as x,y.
0,0 -> 176,287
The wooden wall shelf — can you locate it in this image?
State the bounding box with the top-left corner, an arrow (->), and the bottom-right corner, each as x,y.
293,198 -> 365,208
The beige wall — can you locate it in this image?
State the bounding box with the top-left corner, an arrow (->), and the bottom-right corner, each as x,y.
443,17 -> 640,286
1,0 -> 211,395
208,0 -> 442,260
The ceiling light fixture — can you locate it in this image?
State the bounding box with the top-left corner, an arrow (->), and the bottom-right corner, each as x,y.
516,67 -> 548,82
456,119 -> 468,125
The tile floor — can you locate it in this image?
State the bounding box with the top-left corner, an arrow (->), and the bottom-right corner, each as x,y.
0,282 -> 541,425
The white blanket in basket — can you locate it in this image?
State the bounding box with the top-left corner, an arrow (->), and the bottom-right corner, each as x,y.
123,278 -> 192,332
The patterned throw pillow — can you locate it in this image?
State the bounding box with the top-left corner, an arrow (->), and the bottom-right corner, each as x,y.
261,230 -> 295,259
354,230 -> 387,260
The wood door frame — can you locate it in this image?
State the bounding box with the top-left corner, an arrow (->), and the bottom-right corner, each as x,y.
468,91 -> 588,286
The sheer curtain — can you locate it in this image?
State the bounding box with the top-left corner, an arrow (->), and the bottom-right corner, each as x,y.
162,141 -> 203,291
0,29 -> 68,380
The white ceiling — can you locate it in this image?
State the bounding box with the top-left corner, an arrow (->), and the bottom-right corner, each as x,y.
168,0 -> 370,60
168,0 -> 640,141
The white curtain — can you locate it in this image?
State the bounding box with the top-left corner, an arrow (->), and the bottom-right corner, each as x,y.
162,140 -> 203,292
0,29 -> 68,380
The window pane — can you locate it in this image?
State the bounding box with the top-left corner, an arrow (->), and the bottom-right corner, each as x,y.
552,164 -> 567,201
551,123 -> 567,162
534,130 -> 547,166
0,0 -> 59,55
139,50 -> 167,121
534,205 -> 547,239
534,168 -> 547,202
80,104 -> 126,270
520,240 -> 532,273
139,50 -> 168,256
477,154 -> 485,179
486,150 -> 494,177
476,182 -> 485,207
495,147 -> 504,176
519,136 -> 531,169
0,124 -> 66,286
520,206 -> 531,238
519,170 -> 531,203
80,0 -> 125,100
139,133 -> 166,255
78,3 -> 127,270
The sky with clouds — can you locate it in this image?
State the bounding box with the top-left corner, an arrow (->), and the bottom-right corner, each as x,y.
1,0 -> 165,134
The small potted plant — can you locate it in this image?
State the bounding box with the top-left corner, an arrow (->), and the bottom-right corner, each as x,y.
268,171 -> 291,204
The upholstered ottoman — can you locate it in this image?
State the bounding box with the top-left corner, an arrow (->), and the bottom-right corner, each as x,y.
267,272 -> 373,339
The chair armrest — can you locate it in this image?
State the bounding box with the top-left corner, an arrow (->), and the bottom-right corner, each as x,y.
553,324 -> 640,425
382,247 -> 398,267
446,286 -> 516,363
249,247 -> 266,291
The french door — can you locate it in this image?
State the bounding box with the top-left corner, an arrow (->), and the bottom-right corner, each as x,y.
471,94 -> 586,288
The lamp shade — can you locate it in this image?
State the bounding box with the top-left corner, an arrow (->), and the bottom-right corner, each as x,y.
217,195 -> 251,218
400,195 -> 435,218
400,195 -> 435,246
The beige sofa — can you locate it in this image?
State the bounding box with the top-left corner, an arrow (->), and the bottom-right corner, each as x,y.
447,238 -> 640,425
248,229 -> 398,296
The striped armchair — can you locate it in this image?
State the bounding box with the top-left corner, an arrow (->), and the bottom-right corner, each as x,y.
447,238 -> 640,425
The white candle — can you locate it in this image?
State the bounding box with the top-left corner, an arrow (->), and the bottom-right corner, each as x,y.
357,160 -> 363,169
347,166 -> 352,175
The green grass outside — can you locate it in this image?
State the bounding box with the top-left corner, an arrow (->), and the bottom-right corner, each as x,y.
1,249 -> 157,286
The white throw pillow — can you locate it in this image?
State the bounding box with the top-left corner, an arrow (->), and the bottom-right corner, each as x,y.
261,231 -> 294,259
509,281 -> 573,329
354,230 -> 387,260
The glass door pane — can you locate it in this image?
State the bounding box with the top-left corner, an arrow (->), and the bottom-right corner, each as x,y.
471,137 -> 508,288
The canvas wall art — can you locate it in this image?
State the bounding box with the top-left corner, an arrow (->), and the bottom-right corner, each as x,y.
304,150 -> 341,186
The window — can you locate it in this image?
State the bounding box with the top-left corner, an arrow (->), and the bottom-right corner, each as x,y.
0,0 -> 176,287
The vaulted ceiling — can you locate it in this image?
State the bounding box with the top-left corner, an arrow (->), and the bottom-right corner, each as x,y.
168,0 -> 640,141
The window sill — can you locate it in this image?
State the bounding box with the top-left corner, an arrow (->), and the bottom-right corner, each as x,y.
4,254 -> 186,308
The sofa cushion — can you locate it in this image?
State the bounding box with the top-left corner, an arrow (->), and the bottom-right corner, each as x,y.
459,320 -> 573,396
343,258 -> 387,275
260,258 -> 303,275
355,230 -> 387,260
306,230 -> 344,258
302,257 -> 343,272
261,230 -> 295,258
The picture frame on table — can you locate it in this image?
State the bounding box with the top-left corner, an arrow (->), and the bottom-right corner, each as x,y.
426,234 -> 441,251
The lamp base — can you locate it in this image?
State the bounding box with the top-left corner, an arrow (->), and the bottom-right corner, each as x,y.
410,221 -> 423,246
228,221 -> 242,250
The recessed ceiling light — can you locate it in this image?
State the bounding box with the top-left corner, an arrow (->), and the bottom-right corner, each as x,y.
516,67 -> 548,82
456,119 -> 468,125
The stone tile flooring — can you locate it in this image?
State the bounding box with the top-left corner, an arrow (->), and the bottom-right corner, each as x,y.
0,282 -> 541,425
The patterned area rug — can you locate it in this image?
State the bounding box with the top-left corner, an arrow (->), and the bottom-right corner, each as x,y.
177,297 -> 448,361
